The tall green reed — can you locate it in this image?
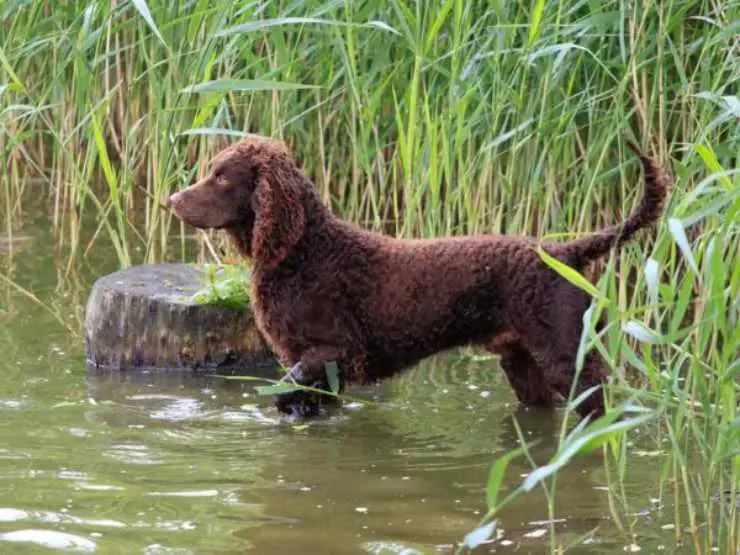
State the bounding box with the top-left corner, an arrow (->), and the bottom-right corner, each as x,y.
459,146 -> 737,552
2,1 -> 735,251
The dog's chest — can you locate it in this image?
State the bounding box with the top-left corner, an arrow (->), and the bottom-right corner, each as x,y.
249,273 -> 308,362
250,266 -> 357,363
249,277 -> 283,353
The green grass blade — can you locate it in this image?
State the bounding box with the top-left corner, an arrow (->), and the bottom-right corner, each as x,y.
131,0 -> 167,47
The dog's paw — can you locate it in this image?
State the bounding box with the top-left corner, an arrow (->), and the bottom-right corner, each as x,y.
272,363 -> 339,419
273,388 -> 323,418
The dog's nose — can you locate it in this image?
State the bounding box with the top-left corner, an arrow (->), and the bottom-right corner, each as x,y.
167,192 -> 183,207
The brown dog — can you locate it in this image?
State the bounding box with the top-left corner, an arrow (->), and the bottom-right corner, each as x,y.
168,136 -> 668,419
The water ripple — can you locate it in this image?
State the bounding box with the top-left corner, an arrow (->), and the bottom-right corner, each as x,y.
0,529 -> 96,552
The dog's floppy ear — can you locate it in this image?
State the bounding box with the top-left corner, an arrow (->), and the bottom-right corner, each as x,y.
251,154 -> 306,269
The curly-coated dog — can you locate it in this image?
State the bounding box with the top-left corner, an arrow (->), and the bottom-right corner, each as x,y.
168,136 -> 668,419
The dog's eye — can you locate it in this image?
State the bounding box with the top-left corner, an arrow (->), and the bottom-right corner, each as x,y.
214,171 -> 230,185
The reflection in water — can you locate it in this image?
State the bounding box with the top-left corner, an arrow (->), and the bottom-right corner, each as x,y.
82,360 -> 524,553
0,212 -> 680,554
0,351 -> 673,554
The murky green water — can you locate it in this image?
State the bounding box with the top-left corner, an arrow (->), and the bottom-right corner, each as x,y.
0,214 -> 689,554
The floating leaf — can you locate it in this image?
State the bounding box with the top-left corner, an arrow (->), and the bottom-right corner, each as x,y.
463,520 -> 497,549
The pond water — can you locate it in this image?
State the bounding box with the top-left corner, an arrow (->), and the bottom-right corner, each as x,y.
0,212 -> 688,554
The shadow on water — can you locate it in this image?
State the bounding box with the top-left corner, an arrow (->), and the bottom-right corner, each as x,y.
0,209 -> 684,554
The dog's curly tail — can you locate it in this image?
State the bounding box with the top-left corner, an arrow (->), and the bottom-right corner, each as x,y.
559,140 -> 669,267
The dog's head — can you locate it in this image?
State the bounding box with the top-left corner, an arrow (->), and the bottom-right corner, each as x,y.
168,136 -> 307,269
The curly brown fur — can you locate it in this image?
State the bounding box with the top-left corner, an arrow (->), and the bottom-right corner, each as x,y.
168,136 -> 668,420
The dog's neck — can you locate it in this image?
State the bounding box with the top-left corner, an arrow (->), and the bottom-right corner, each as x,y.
225,224 -> 253,259
289,190 -> 332,248
227,188 -> 335,268
302,189 -> 333,228
270,189 -> 341,271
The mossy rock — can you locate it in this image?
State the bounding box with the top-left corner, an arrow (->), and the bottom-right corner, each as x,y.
84,263 -> 274,372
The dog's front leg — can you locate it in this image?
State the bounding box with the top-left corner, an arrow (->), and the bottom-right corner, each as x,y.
273,346 -> 347,418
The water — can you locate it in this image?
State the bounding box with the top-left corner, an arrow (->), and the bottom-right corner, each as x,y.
0,214 -> 688,554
